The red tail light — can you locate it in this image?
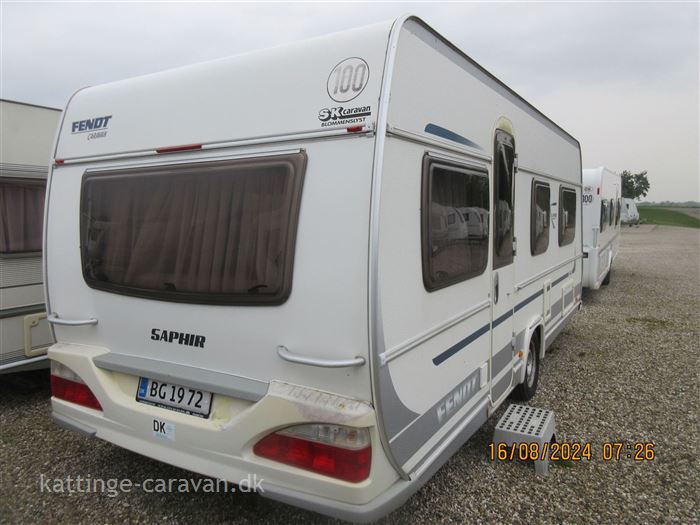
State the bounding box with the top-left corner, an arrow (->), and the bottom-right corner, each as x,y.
254,424 -> 371,483
50,361 -> 102,411
155,144 -> 202,154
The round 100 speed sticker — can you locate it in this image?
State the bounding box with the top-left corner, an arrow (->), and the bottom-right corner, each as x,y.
327,57 -> 369,102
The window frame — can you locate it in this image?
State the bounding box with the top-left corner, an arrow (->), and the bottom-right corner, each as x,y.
558,186 -> 577,247
0,177 -> 46,257
421,154 -> 490,292
530,180 -> 550,256
79,152 -> 307,306
600,199 -> 607,232
492,129 -> 516,270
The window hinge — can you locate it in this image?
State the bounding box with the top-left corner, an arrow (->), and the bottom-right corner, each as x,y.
514,154 -> 519,173
512,237 -> 517,256
511,334 -> 517,349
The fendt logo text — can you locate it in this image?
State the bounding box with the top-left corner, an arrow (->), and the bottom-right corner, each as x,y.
72,115 -> 112,134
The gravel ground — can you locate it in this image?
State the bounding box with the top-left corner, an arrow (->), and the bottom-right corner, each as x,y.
1,225 -> 698,525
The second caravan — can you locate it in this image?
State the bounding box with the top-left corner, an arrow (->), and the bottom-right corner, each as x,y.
582,167 -> 621,289
0,99 -> 60,373
45,16 -> 582,521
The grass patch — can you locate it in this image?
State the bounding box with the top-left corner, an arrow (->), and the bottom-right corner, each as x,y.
638,207 -> 700,228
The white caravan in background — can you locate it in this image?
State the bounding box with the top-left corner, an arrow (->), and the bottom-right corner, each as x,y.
582,167 -> 621,289
45,17 -> 582,521
0,99 -> 60,373
621,197 -> 640,225
459,207 -> 488,239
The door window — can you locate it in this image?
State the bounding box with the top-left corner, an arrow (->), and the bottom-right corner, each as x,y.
493,129 -> 515,269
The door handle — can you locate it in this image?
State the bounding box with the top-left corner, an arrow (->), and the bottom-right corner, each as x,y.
493,272 -> 499,304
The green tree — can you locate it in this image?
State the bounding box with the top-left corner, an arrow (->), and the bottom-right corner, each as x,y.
621,170 -> 650,200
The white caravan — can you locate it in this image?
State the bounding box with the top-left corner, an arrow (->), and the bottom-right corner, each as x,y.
0,99 -> 60,373
621,197 -> 639,225
582,167 -> 621,289
45,17 -> 582,521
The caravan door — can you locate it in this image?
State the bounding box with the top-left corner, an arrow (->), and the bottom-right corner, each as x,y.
490,129 -> 516,404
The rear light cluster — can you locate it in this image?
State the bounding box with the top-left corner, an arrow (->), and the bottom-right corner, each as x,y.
50,361 -> 102,411
254,424 -> 371,483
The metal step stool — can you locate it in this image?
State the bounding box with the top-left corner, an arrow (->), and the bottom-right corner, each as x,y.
493,404 -> 556,476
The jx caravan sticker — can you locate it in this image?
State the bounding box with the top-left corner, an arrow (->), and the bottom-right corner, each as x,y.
71,115 -> 112,141
318,106 -> 371,127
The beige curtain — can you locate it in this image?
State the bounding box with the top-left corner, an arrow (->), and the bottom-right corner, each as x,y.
0,180 -> 45,253
83,157 -> 303,298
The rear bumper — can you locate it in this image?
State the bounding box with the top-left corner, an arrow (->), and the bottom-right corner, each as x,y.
48,343 -> 408,521
50,406 -> 444,523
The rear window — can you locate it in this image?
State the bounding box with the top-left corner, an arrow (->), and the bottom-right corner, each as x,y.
80,153 -> 306,305
0,178 -> 46,254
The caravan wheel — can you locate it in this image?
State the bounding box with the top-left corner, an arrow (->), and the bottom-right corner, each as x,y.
602,268 -> 611,285
512,334 -> 540,401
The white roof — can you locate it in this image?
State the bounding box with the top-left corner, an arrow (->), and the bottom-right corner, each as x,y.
55,20 -> 393,160
1,99 -> 61,170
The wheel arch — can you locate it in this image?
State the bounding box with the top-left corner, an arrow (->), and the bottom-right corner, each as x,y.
518,317 -> 544,384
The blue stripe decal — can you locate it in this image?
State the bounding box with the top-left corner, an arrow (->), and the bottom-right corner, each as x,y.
514,289 -> 544,313
552,271 -> 570,287
492,309 -> 512,328
432,323 -> 491,366
425,123 -> 483,150
432,271 -> 573,366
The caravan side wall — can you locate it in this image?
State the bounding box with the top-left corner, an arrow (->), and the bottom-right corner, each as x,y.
0,100 -> 60,373
373,20 -> 582,475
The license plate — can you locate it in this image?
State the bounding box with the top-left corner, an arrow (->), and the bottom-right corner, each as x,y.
136,378 -> 212,418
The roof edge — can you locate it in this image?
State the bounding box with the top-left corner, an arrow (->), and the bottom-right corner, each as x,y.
396,15 -> 580,149
1,98 -> 62,112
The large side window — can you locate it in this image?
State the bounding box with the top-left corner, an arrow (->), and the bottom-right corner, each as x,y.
80,153 -> 307,305
493,129 -> 515,269
600,199 -> 607,232
421,156 -> 489,291
0,178 -> 46,254
559,187 -> 576,246
530,181 -> 550,256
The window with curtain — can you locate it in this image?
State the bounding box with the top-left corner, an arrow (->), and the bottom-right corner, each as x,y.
0,179 -> 46,254
80,153 -> 307,305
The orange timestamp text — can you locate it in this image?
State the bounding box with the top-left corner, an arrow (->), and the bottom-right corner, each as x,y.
488,442 -> 656,462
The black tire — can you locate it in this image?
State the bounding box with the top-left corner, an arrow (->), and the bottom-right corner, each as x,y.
512,333 -> 540,401
602,268 -> 611,285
